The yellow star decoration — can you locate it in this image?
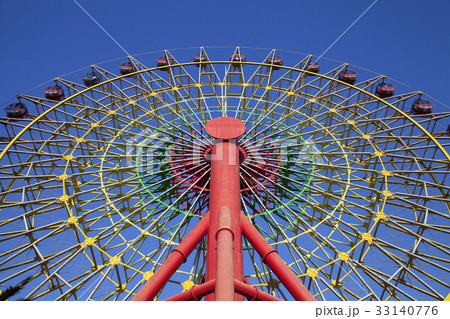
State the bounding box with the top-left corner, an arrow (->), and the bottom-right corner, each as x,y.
66,216 -> 78,226
172,86 -> 179,91
81,237 -> 96,248
58,174 -> 68,181
242,83 -> 249,87
329,108 -> 337,113
382,190 -> 393,198
309,98 -> 317,103
361,233 -> 373,244
374,151 -> 384,157
347,120 -> 355,125
181,280 -> 196,291
108,110 -> 116,115
128,100 -> 136,105
287,91 -> 294,95
108,255 -> 121,266
381,170 -> 392,177
62,155 -> 74,161
90,122 -> 99,128
150,91 -> 157,96
265,85 -> 272,90
374,212 -> 388,223
59,195 -> 71,203
362,134 -> 371,140
306,268 -> 318,278
75,137 -> 84,144
338,252 -> 350,263
143,271 -> 154,281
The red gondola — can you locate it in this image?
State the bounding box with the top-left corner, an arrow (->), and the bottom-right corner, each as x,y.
305,61 -> 320,73
193,54 -> 209,66
265,55 -> 283,70
119,62 -> 137,75
411,98 -> 434,115
230,54 -> 246,63
338,70 -> 358,84
375,81 -> 395,98
156,56 -> 174,68
44,84 -> 65,101
5,102 -> 28,119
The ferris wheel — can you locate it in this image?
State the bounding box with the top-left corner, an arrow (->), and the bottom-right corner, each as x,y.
0,46 -> 449,301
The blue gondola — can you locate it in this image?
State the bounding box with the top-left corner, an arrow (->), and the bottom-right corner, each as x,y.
305,61 -> 320,73
156,56 -> 174,68
83,71 -> 101,87
338,70 -> 358,84
230,53 -> 246,63
375,81 -> 395,98
44,84 -> 65,101
266,56 -> 283,70
411,98 -> 434,115
119,62 -> 137,75
193,54 -> 209,66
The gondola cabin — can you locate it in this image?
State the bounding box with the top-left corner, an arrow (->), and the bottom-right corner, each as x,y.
265,56 -> 283,69
338,70 -> 358,84
119,62 -> 137,75
44,84 -> 65,101
193,54 -> 209,66
375,82 -> 395,98
411,98 -> 434,115
230,54 -> 246,63
5,102 -> 28,119
305,61 -> 320,73
83,71 -> 101,87
156,56 -> 174,68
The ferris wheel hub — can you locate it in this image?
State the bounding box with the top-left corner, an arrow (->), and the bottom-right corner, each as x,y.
205,117 -> 246,139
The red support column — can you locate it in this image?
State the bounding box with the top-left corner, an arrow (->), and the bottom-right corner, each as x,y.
205,117 -> 246,301
215,207 -> 235,300
132,212 -> 209,301
240,212 -> 316,301
206,140 -> 244,300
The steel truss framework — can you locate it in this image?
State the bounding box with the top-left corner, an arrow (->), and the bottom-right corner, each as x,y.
0,47 -> 449,301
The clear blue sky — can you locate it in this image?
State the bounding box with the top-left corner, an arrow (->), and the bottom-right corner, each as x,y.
0,0 -> 449,108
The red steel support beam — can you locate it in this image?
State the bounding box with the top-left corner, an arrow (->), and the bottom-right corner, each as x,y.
205,117 -> 246,301
215,207 -> 235,300
164,280 -> 216,301
240,212 -> 316,301
234,280 -> 282,301
132,212 -> 210,301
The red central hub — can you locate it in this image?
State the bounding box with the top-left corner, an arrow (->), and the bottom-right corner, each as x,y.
204,117 -> 246,139
169,123 -> 281,196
